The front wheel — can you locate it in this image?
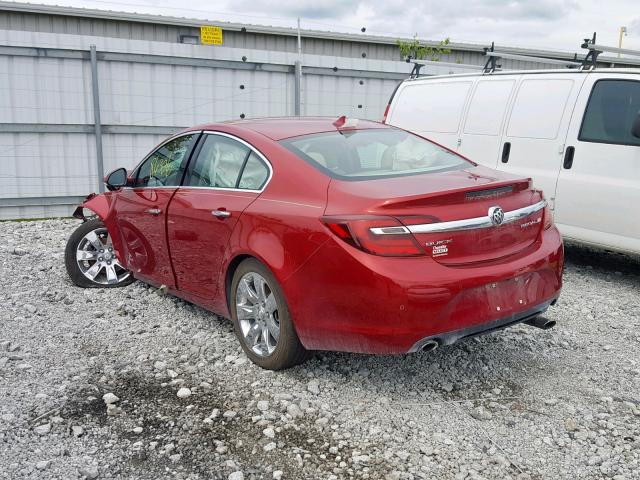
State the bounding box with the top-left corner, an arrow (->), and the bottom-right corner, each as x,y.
64,218 -> 134,288
231,259 -> 309,370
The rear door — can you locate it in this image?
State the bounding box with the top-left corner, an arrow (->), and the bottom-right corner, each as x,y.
387,78 -> 474,148
458,77 -> 518,167
167,132 -> 271,301
113,133 -> 198,288
554,74 -> 640,252
498,74 -> 586,201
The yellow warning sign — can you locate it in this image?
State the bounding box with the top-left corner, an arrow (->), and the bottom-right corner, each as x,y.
200,26 -> 223,45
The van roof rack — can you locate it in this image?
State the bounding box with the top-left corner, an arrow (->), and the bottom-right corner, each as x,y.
581,32 -> 640,70
482,42 -> 581,73
407,58 -> 485,78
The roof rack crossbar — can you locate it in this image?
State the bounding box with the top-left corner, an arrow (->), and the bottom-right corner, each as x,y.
485,51 -> 581,68
406,57 -> 485,78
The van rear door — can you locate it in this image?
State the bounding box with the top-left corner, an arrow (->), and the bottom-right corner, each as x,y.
497,74 -> 586,203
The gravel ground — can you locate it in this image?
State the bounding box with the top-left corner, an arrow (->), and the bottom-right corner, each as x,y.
1,218 -> 639,480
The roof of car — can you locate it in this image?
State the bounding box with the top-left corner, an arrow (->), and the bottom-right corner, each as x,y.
190,117 -> 388,141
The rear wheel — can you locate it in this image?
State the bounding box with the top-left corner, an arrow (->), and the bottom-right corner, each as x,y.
65,218 -> 134,288
230,258 -> 309,370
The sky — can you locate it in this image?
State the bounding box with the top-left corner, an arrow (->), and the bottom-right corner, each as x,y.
11,0 -> 640,53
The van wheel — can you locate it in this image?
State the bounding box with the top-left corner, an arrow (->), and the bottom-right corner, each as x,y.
65,218 -> 134,288
230,258 -> 309,370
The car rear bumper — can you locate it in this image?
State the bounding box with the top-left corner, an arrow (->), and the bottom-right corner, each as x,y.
281,226 -> 564,354
408,296 -> 557,352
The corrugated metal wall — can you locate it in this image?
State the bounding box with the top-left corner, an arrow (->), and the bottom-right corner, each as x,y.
0,29 -> 426,219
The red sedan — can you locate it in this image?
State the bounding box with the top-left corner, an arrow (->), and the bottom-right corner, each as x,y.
65,117 -> 563,370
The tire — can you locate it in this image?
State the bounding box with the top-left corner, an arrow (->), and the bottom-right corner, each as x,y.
230,258 -> 309,370
64,218 -> 135,288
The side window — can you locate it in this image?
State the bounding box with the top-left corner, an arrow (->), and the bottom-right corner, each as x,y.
135,134 -> 195,187
186,134 -> 250,188
238,152 -> 269,190
579,80 -> 640,146
507,79 -> 574,139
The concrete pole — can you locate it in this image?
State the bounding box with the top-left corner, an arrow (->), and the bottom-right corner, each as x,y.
90,45 -> 105,193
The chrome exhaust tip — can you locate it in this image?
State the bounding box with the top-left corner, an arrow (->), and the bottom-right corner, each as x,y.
525,316 -> 556,330
421,340 -> 439,352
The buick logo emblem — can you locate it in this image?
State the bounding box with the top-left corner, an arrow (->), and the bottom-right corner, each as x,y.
488,206 -> 505,226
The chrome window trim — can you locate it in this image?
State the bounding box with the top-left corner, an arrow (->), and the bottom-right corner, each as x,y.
187,130 -> 273,193
370,200 -> 547,235
125,130 -> 273,194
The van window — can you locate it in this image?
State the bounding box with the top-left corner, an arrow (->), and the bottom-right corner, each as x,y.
464,80 -> 515,136
579,79 -> 640,146
281,129 -> 471,180
391,81 -> 472,134
507,79 -> 574,139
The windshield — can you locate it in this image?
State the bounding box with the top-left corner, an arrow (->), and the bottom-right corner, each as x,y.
281,128 -> 471,179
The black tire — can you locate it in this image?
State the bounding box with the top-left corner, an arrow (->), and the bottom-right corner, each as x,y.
230,258 -> 309,370
64,218 -> 135,288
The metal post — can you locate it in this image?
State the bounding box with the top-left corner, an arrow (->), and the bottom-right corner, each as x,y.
294,60 -> 302,116
90,45 -> 105,193
295,18 -> 302,117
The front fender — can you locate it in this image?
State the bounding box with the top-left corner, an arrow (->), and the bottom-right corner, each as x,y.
72,193 -> 126,266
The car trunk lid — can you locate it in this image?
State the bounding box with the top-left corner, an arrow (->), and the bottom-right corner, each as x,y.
325,166 -> 545,265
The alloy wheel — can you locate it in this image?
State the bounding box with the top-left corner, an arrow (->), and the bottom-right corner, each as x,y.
236,272 -> 280,357
76,227 -> 131,285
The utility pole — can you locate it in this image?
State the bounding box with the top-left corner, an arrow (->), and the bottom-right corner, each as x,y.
618,26 -> 627,57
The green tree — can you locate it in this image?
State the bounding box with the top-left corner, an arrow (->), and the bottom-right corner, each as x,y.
397,35 -> 451,61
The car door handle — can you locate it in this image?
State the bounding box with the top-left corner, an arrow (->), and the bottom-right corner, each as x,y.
146,208 -> 161,216
563,146 -> 575,169
212,209 -> 231,218
501,142 -> 511,163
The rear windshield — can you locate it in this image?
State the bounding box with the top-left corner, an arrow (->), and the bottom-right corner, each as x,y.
280,128 -> 471,180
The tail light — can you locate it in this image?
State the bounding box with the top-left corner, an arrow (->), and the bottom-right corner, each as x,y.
322,215 -> 428,257
543,204 -> 554,230
382,103 -> 391,123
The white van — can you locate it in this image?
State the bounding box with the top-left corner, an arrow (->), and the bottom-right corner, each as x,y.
384,69 -> 640,255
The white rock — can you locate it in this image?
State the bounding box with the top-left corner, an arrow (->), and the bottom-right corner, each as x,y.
263,427 -> 275,438
176,387 -> 192,399
35,460 -> 50,470
154,361 -> 167,370
263,442 -> 277,452
72,425 -> 84,437
79,466 -> 99,479
223,410 -> 237,419
307,380 -> 320,395
273,471 -> 283,480
133,426 -> 143,434
1,413 -> 16,422
34,423 -> 51,435
102,393 -> 119,405
257,400 -> 269,411
228,471 -> 244,480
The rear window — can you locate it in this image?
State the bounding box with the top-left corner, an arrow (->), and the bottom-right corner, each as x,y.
280,129 -> 470,180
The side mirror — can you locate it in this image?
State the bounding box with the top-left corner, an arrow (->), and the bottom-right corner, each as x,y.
632,113 -> 640,139
105,167 -> 128,191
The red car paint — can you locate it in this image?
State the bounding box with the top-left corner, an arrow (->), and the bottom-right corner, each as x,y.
78,118 -> 563,354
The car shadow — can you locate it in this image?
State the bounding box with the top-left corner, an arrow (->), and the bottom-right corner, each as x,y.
564,241 -> 640,277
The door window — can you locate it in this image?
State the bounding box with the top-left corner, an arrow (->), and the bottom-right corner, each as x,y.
135,134 -> 196,187
238,152 -> 270,190
579,79 -> 640,146
185,134 -> 252,188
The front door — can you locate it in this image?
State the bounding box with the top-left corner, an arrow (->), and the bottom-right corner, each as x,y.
168,132 -> 271,306
114,133 -> 198,288
554,75 -> 640,252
